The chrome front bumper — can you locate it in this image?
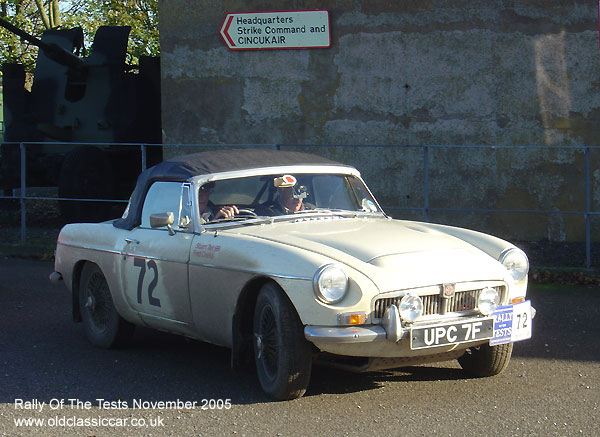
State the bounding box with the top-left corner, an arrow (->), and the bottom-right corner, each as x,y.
304,325 -> 389,343
304,304 -> 405,344
304,303 -> 536,345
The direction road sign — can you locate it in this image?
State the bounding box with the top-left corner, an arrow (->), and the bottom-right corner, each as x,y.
220,10 -> 330,50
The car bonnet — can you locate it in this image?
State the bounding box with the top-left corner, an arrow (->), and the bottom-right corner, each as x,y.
234,217 -> 509,289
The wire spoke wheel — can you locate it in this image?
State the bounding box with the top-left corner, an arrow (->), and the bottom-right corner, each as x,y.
253,282 -> 312,400
79,263 -> 134,349
84,271 -> 112,333
255,304 -> 279,382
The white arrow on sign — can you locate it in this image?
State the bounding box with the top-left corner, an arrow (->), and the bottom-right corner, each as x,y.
220,10 -> 330,50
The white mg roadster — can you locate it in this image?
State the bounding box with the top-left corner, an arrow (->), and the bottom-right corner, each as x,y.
51,149 -> 534,400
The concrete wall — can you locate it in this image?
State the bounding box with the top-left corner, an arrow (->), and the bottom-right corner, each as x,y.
158,0 -> 599,245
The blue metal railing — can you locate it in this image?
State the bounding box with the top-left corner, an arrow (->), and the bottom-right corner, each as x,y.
1,141 -> 597,268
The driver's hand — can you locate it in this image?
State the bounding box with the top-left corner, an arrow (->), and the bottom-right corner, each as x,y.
214,205 -> 239,219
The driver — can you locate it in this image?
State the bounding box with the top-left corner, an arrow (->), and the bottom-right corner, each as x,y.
198,182 -> 238,223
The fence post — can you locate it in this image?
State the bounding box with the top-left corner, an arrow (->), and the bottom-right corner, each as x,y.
585,147 -> 591,269
423,145 -> 429,221
141,144 -> 147,171
20,142 -> 26,244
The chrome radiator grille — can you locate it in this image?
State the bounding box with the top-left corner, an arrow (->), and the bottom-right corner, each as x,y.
373,286 -> 505,320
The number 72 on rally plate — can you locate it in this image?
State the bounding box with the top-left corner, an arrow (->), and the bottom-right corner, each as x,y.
490,300 -> 533,346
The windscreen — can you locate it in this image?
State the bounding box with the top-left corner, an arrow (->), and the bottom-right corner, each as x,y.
202,173 -> 381,216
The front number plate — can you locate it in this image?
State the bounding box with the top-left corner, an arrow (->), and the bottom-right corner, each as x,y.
489,300 -> 533,346
410,318 -> 493,350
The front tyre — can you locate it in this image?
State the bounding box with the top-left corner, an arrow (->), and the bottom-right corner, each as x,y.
79,263 -> 134,348
458,342 -> 513,377
253,283 -> 312,400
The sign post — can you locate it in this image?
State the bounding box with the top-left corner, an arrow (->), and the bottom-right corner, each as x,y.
220,10 -> 330,50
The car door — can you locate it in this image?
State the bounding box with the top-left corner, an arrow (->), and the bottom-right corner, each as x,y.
119,181 -> 195,333
188,229 -> 255,347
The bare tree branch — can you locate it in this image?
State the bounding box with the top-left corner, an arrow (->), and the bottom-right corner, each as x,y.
51,0 -> 61,28
33,0 -> 50,29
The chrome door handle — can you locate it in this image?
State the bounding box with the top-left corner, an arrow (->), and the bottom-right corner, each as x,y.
125,238 -> 140,244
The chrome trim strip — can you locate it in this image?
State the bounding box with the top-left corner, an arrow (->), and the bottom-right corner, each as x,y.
188,260 -> 311,280
268,272 -> 312,280
119,252 -> 189,264
304,325 -> 387,344
58,242 -> 310,280
57,241 -> 121,256
58,242 -> 189,265
140,313 -> 191,326
189,165 -> 361,185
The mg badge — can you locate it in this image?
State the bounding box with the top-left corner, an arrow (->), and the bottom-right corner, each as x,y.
442,283 -> 456,299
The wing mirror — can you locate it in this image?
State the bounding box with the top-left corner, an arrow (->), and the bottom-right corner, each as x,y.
361,198 -> 378,212
150,212 -> 175,235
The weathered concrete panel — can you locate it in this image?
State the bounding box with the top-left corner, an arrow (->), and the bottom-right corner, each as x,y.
159,0 -> 599,243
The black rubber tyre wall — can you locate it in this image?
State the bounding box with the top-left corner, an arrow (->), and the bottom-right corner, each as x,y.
458,342 -> 514,377
79,262 -> 134,349
253,282 -> 312,400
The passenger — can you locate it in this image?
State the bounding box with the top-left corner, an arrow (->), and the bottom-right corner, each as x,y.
259,175 -> 311,215
276,186 -> 306,214
198,182 -> 238,223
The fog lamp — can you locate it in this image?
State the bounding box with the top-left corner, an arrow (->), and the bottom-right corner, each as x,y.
478,287 -> 500,315
399,294 -> 423,322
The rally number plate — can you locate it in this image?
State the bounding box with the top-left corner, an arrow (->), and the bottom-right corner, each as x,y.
410,318 -> 494,350
489,300 -> 533,346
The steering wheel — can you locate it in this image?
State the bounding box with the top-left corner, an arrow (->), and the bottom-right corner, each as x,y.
235,209 -> 258,217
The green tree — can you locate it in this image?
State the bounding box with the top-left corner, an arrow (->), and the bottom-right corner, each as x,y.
0,0 -> 159,75
0,1 -> 45,73
61,1 -> 159,63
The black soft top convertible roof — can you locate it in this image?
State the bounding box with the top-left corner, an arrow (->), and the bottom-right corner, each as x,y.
113,148 -> 348,230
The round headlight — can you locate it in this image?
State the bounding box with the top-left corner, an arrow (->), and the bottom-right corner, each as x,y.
478,287 -> 500,315
399,294 -> 423,322
313,264 -> 348,304
499,248 -> 529,282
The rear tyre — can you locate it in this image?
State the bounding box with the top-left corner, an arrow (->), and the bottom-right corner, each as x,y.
253,282 -> 312,400
458,342 -> 513,377
79,263 -> 134,348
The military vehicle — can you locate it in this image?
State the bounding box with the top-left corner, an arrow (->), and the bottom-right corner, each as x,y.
0,17 -> 162,221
